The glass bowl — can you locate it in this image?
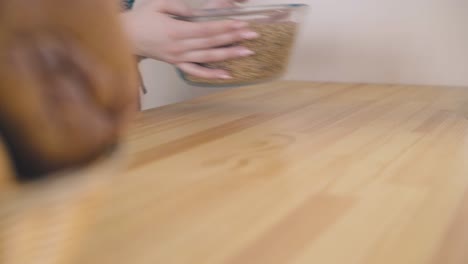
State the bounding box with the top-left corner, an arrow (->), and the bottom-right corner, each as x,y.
174,3 -> 309,88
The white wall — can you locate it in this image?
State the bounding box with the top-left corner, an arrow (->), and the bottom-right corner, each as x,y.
140,0 -> 468,110
285,0 -> 468,86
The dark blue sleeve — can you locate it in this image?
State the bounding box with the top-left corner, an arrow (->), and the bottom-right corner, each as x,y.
122,0 -> 135,10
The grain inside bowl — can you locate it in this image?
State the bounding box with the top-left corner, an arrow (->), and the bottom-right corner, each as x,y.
184,21 -> 298,86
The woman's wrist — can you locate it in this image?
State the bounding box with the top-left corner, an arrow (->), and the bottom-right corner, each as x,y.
120,11 -> 146,59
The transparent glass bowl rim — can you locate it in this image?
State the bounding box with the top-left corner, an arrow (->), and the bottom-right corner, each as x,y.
173,3 -> 309,21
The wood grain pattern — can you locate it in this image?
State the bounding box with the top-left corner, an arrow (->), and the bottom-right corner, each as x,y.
2,81 -> 468,264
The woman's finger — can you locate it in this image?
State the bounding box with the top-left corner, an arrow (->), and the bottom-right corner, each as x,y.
154,0 -> 192,16
170,18 -> 248,40
181,45 -> 254,63
177,62 -> 230,79
179,28 -> 258,51
203,0 -> 248,8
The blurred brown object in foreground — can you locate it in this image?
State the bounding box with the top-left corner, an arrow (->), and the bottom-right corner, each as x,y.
0,0 -> 139,180
0,137 -> 13,182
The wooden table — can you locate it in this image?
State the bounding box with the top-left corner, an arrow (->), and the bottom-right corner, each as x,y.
2,81 -> 468,264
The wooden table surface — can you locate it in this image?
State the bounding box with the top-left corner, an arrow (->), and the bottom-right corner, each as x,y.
2,81 -> 468,264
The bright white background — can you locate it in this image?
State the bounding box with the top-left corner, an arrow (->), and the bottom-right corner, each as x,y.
139,0 -> 468,110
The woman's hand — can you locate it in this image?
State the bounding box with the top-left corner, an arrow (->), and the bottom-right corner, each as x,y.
121,0 -> 257,79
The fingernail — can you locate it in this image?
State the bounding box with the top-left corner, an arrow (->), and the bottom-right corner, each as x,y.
241,31 -> 259,39
232,21 -> 248,29
239,48 -> 255,56
219,74 -> 232,79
